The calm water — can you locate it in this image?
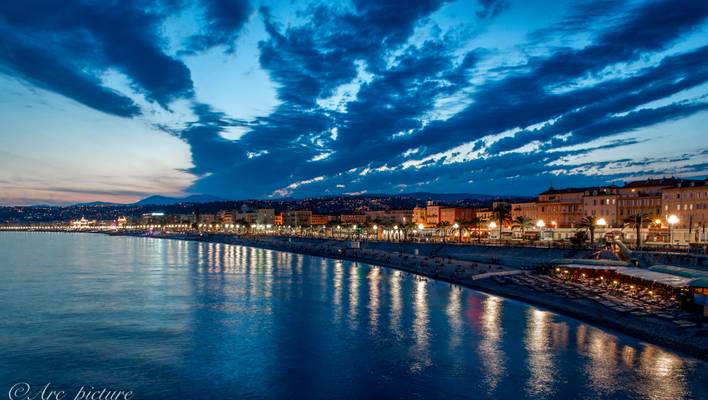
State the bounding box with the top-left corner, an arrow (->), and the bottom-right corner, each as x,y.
0,233 -> 706,400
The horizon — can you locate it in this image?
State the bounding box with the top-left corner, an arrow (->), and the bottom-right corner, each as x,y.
1,0 -> 707,205
1,190 -> 531,208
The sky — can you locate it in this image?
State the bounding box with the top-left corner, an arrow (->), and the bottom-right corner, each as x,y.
0,0 -> 707,205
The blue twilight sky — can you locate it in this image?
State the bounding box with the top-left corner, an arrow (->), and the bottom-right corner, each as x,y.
0,0 -> 707,205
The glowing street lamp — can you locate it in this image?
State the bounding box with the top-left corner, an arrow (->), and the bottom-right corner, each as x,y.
536,219 -> 545,229
668,214 -> 679,245
488,221 -> 497,229
596,218 -> 607,227
452,223 -> 459,229
417,223 -> 424,231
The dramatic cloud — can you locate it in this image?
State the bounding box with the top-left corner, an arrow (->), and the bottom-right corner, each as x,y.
1,0 -> 706,203
184,0 -> 253,54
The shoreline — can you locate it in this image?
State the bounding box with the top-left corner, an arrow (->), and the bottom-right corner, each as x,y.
187,231 -> 708,360
6,230 -> 707,359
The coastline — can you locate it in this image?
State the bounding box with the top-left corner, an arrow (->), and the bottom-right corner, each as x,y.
123,232 -> 708,360
8,230 -> 707,359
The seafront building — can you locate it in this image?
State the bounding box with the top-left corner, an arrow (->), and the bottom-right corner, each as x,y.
581,187 -> 620,227
533,187 -> 585,229
662,180 -> 708,243
9,177 -> 706,246
510,177 -> 708,245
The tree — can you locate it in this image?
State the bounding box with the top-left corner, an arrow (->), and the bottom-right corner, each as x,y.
570,230 -> 589,247
436,221 -> 451,243
401,222 -> 416,242
469,216 -> 486,243
325,220 -> 338,238
512,216 -> 533,239
578,216 -> 597,245
624,213 -> 653,249
457,221 -> 472,242
493,206 -> 512,241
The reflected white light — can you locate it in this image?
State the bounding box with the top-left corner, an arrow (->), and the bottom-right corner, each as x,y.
480,295 -> 505,392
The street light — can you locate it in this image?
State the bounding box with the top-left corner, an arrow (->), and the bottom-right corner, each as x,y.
452,223 -> 459,229
668,214 -> 679,245
417,223 -> 424,231
596,218 -> 607,227
488,221 -> 497,229
536,219 -> 545,228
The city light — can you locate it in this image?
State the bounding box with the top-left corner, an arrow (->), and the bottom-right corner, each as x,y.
452,223 -> 459,229
667,215 -> 679,225
596,218 -> 607,227
417,223 -> 424,231
488,221 -> 497,229
536,219 -> 545,228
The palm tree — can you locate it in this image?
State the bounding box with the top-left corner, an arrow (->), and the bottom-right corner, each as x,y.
401,222 -> 416,242
469,216 -> 485,243
578,216 -> 597,245
493,206 -> 512,241
456,221 -> 469,242
624,213 -> 653,249
436,221 -> 451,243
361,221 -> 373,240
512,216 -> 533,240
325,220 -> 338,238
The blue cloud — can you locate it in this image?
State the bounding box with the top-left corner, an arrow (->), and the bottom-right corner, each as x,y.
184,0 -> 253,54
1,0 -> 707,201
0,1 -> 195,113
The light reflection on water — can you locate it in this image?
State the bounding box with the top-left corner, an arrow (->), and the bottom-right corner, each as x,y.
525,309 -> 558,398
411,279 -> 431,372
0,232 -> 706,400
389,271 -> 404,340
479,295 -> 505,392
368,267 -> 381,334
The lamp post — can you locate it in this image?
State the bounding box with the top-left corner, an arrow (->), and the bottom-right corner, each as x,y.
536,219 -> 545,241
668,214 -> 679,245
488,221 -> 497,241
453,223 -> 459,242
596,218 -> 607,246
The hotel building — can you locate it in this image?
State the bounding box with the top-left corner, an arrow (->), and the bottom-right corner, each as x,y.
662,179 -> 708,243
535,187 -> 584,228
582,187 -> 620,227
